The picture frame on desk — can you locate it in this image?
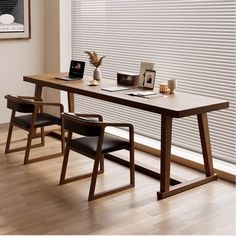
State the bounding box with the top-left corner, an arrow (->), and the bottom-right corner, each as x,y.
0,0 -> 31,39
139,61 -> 154,87
143,70 -> 156,89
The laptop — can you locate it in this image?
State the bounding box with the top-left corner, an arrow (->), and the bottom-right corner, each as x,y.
55,60 -> 85,81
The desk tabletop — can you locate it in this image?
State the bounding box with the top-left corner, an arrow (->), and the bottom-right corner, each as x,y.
24,73 -> 229,118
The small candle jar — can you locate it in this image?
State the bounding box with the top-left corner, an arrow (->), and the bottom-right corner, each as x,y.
159,83 -> 169,93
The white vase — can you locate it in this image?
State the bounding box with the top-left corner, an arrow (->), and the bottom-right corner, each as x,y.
93,67 -> 101,81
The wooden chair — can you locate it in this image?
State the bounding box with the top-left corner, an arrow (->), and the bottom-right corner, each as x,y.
60,113 -> 135,201
5,95 -> 65,164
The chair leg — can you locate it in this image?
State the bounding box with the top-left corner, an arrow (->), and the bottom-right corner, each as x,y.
5,123 -> 14,154
60,126 -> 65,154
40,127 -> 45,146
88,149 -> 135,201
99,154 -> 104,173
24,129 -> 34,164
60,147 -> 70,184
88,155 -> 101,201
130,146 -> 135,187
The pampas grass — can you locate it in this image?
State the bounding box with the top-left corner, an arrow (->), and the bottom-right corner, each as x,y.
85,51 -> 105,68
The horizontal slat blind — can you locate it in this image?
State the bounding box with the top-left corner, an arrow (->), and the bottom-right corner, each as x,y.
71,0 -> 236,164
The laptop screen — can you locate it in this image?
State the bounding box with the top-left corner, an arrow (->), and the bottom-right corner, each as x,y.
69,60 -> 85,78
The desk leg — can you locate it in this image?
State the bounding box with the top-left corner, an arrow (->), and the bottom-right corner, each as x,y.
34,84 -> 43,100
67,92 -> 75,112
33,85 -> 44,145
197,113 -> 215,176
160,115 -> 173,193
157,113 -> 217,200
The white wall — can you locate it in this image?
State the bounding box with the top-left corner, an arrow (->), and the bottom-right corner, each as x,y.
43,0 -> 71,114
59,0 -> 71,112
45,0 -> 60,73
0,0 -> 46,124
44,0 -> 71,113
44,0 -> 61,115
0,0 -> 71,123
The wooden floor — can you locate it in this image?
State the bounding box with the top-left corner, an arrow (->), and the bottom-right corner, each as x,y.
0,124 -> 235,235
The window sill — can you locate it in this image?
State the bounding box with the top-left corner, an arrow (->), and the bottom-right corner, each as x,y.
106,127 -> 236,183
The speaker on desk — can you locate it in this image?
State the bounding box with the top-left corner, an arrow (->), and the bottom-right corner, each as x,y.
117,72 -> 139,86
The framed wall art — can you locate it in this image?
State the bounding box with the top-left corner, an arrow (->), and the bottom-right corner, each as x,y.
0,0 -> 30,39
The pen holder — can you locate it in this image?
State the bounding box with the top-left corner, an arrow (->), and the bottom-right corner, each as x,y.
168,79 -> 177,94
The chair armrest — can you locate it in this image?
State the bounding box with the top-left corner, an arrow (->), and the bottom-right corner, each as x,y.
34,101 -> 64,113
104,123 -> 133,129
104,123 -> 134,142
73,113 -> 103,121
17,96 -> 43,101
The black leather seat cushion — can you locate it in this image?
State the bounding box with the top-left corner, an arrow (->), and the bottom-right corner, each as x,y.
12,113 -> 61,129
69,133 -> 130,156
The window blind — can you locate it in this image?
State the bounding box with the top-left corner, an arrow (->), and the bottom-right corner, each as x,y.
70,0 -> 236,164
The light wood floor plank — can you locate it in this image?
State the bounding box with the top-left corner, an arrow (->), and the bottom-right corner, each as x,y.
0,124 -> 235,235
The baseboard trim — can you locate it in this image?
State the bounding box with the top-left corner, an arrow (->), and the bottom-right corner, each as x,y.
135,143 -> 236,184
105,127 -> 236,184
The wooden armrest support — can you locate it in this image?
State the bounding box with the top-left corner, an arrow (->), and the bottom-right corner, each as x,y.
17,96 -> 43,101
104,123 -> 133,129
104,123 -> 134,142
73,113 -> 103,121
35,102 -> 64,113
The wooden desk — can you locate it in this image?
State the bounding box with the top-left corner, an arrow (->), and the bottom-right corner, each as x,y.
23,73 -> 229,200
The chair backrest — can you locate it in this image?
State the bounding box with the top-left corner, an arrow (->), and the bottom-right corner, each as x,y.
5,95 -> 35,113
63,113 -> 102,137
